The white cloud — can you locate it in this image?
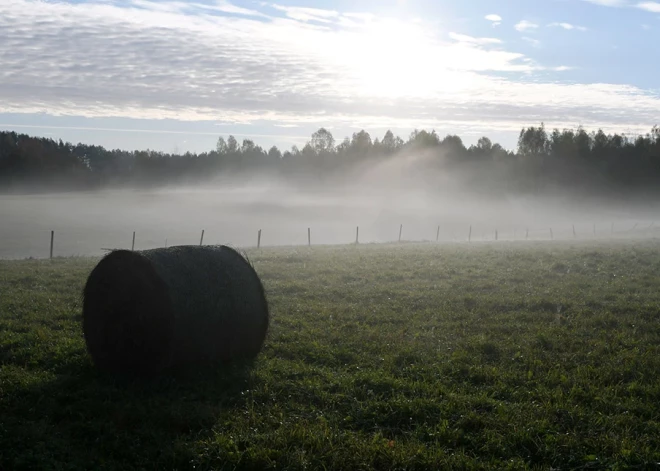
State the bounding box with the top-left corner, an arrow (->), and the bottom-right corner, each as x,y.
448,32 -> 502,45
636,2 -> 660,12
548,22 -> 588,31
485,14 -> 501,26
515,20 -> 539,32
0,0 -> 658,135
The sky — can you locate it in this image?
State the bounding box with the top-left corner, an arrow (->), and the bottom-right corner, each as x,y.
0,0 -> 659,154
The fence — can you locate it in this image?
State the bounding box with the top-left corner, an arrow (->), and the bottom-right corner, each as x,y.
30,221 -> 659,260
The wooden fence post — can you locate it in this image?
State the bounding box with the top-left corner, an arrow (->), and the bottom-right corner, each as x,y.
308,227 -> 311,247
399,224 -> 403,242
50,230 -> 54,259
258,229 -> 262,249
436,225 -> 440,242
468,225 -> 472,243
200,230 -> 205,246
355,226 -> 359,244
132,231 -> 136,251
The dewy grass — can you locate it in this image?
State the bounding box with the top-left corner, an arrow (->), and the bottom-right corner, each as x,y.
2,240 -> 660,470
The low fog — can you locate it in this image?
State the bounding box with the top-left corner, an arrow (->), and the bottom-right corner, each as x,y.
3,145 -> 660,260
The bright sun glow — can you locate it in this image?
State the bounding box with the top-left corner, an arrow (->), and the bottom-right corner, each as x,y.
282,15 -> 525,100
344,19 -> 454,98
299,17 -> 477,99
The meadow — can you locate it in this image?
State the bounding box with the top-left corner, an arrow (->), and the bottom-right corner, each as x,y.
2,240 -> 660,470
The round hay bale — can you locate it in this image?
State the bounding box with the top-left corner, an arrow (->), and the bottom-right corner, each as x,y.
82,245 -> 269,375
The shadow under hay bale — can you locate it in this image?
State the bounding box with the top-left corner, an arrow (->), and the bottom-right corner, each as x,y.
82,245 -> 269,375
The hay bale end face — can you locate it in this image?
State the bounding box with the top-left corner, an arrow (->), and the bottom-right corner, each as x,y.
82,245 -> 269,375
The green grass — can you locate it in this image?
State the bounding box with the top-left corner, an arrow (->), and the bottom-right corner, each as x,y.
3,240 -> 660,470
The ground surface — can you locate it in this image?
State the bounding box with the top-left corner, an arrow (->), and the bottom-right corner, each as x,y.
2,241 -> 660,470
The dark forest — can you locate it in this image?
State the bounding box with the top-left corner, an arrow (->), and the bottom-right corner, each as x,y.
1,124 -> 659,197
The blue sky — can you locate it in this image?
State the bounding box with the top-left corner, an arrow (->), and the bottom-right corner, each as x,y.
0,0 -> 658,153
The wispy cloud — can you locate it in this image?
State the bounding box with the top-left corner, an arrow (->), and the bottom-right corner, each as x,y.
0,0 -> 658,135
515,20 -> 539,32
270,4 -> 339,23
636,1 -> 660,12
522,36 -> 541,47
203,0 -> 270,17
485,14 -> 501,26
448,32 -> 502,45
581,0 -> 628,6
548,22 -> 588,31
582,0 -> 660,10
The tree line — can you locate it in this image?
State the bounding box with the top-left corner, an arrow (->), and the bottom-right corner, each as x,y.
0,124 -> 658,195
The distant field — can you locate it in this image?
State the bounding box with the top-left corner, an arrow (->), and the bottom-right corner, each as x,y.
2,241 -> 660,470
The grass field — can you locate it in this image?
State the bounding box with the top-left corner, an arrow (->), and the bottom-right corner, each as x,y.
2,240 -> 660,470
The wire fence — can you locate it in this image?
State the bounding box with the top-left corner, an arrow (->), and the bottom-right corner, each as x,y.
7,220 -> 658,261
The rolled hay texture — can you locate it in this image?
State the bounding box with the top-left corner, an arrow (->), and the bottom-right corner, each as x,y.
82,245 -> 269,375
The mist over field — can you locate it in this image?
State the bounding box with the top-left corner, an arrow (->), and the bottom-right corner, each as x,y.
3,167 -> 659,260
